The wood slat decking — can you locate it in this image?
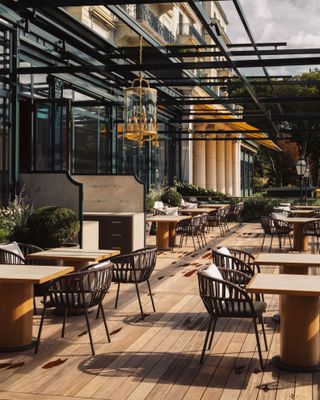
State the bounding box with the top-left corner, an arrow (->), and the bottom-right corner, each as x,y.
0,222 -> 319,399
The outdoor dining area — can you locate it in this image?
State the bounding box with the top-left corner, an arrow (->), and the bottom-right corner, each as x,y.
0,199 -> 319,400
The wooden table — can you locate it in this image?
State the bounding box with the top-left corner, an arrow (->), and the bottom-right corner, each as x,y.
289,209 -> 315,217
254,253 -> 320,275
146,215 -> 191,250
27,248 -> 120,270
247,273 -> 320,371
282,217 -> 319,251
180,208 -> 214,215
198,204 -> 229,209
292,205 -> 320,210
0,264 -> 74,351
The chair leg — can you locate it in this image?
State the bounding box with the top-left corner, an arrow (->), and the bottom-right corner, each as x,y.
96,303 -> 100,319
147,279 -> 156,312
33,296 -> 37,315
191,235 -> 197,252
253,318 -> 265,371
200,315 -> 214,364
278,235 -> 282,250
134,282 -> 145,320
288,234 -> 292,250
35,304 -> 47,354
61,307 -> 68,338
207,315 -> 217,350
115,283 -> 121,309
261,234 -> 265,251
83,304 -> 95,356
269,235 -> 273,252
99,302 -> 111,343
260,316 -> 268,351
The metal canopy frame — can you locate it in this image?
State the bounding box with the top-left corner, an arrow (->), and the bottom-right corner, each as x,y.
1,0 -> 320,146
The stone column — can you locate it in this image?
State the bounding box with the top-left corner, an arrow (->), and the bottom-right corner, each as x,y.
205,135 -> 217,190
216,139 -> 225,193
193,135 -> 206,187
232,140 -> 241,196
225,139 -> 233,196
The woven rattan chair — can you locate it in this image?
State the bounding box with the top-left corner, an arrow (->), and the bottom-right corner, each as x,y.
175,215 -> 203,251
260,216 -> 292,252
212,247 -> 258,281
197,267 -> 267,370
17,243 -> 43,260
303,219 -> 320,251
35,262 -> 113,355
110,247 -> 157,319
0,248 -> 25,264
207,208 -> 225,236
227,202 -> 244,224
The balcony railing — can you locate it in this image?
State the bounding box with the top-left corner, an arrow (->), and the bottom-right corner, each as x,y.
178,23 -> 207,46
122,5 -> 175,44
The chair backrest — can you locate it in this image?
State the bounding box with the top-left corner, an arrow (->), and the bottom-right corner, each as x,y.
303,219 -> 320,235
260,216 -> 275,234
197,268 -> 252,317
17,242 -> 43,257
0,249 -> 25,264
111,246 -> 157,283
212,248 -> 254,277
46,263 -> 113,308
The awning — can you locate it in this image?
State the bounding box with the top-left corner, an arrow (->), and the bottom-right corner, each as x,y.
193,103 -> 281,152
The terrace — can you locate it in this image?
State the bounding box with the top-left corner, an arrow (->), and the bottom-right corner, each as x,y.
1,0 -> 320,398
0,221 -> 318,400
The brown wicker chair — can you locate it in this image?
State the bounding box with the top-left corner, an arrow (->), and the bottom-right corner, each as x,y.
35,262 -> 113,355
0,248 -> 25,264
17,243 -> 43,260
197,267 -> 267,370
212,247 -> 259,282
207,208 -> 225,236
175,215 -> 203,251
110,247 -> 157,319
261,216 -> 292,252
303,219 -> 320,251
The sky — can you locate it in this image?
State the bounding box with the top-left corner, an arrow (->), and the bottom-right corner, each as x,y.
220,0 -> 320,75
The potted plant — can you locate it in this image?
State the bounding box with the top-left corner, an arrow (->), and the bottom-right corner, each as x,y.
13,206 -> 80,248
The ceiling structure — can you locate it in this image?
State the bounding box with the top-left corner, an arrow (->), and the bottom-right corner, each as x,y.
1,0 -> 320,150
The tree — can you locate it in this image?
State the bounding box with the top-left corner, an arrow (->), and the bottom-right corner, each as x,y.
229,69 -> 320,188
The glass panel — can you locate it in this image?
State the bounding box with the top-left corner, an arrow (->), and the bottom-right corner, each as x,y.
71,106 -> 109,174
34,101 -> 68,171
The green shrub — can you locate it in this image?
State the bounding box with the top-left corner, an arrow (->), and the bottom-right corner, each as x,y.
146,193 -> 155,212
13,206 -> 80,248
161,189 -> 182,207
175,181 -> 230,201
0,227 -> 9,244
242,198 -> 281,222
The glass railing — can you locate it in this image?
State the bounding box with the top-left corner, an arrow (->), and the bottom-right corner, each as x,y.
122,5 -> 175,44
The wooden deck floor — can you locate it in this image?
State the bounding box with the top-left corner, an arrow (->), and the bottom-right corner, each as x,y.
0,223 -> 319,400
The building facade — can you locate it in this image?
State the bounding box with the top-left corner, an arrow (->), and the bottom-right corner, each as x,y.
0,2 -> 278,206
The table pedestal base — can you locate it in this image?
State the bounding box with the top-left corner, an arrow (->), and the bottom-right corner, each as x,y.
0,283 -> 34,350
280,294 -> 319,369
272,356 -> 320,372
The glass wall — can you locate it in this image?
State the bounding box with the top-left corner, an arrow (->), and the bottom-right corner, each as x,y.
241,148 -> 254,197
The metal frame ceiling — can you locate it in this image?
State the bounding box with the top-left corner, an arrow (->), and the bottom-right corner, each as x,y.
1,0 -> 320,147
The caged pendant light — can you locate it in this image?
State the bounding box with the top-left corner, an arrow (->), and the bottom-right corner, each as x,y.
123,36 -> 158,146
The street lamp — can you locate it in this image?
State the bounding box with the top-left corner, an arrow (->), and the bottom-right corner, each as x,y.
296,158 -> 307,201
304,166 -> 310,202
